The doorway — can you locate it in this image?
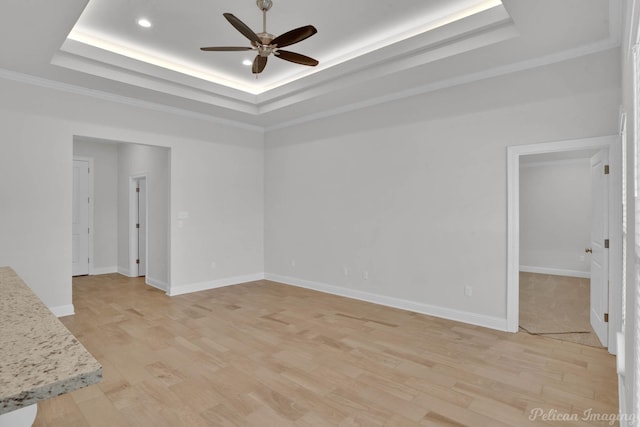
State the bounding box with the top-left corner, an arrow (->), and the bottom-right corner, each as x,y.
72,136 -> 171,290
131,177 -> 147,277
506,135 -> 622,354
518,152 -> 602,346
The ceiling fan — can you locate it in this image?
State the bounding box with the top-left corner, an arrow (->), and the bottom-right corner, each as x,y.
200,0 -> 319,75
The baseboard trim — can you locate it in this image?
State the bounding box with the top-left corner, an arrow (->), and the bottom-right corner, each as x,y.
50,304 -> 75,317
168,273 -> 265,297
91,266 -> 118,275
117,266 -> 135,278
520,265 -> 590,279
146,276 -> 168,292
264,273 -> 508,332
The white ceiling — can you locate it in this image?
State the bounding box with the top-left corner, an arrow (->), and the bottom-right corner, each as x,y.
66,0 -> 504,94
0,0 -> 621,130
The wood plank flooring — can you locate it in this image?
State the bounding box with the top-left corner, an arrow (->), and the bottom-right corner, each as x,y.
33,274 -> 618,426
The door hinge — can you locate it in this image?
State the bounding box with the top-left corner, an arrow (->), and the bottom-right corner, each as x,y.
604,164 -> 610,175
136,259 -> 140,265
136,223 -> 140,229
604,239 -> 610,249
87,227 -> 90,234
604,313 -> 609,323
136,187 -> 140,193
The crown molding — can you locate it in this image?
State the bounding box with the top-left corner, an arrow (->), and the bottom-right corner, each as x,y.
266,34 -> 622,132
0,0 -> 622,136
0,67 -> 264,133
53,4 -> 513,118
255,5 -> 514,108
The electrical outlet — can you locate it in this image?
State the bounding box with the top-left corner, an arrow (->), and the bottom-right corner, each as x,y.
363,270 -> 369,280
291,259 -> 296,268
343,266 -> 349,276
210,261 -> 217,269
464,285 -> 472,297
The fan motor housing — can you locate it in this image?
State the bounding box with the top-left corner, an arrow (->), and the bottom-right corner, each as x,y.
257,32 -> 274,45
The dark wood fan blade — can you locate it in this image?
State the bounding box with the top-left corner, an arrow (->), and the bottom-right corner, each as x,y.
275,50 -> 319,66
252,55 -> 268,74
200,46 -> 254,51
223,13 -> 261,45
271,25 -> 317,48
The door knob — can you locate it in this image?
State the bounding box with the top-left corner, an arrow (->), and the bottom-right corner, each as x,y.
585,248 -> 593,254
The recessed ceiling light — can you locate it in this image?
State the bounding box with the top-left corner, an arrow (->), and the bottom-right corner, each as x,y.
137,18 -> 152,28
242,59 -> 253,66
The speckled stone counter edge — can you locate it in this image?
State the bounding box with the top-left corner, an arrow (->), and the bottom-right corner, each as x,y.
0,267 -> 102,415
1,368 -> 103,415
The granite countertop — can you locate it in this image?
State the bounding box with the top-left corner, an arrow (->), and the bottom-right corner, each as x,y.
0,267 -> 102,414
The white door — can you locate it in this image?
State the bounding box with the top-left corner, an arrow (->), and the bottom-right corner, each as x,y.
589,149 -> 609,346
72,160 -> 90,276
137,178 -> 147,277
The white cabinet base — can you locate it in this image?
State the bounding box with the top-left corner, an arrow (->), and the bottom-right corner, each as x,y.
0,404 -> 38,427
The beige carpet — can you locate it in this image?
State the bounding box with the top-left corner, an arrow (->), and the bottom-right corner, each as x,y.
519,272 -> 604,348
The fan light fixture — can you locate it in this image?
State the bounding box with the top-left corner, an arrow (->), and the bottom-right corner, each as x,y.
200,0 -> 319,75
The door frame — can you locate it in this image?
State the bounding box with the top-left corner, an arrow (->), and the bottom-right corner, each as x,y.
129,175 -> 148,277
506,135 -> 622,354
72,156 -> 94,275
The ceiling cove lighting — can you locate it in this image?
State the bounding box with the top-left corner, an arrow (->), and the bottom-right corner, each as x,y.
67,0 -> 503,94
67,31 -> 254,93
137,18 -> 152,28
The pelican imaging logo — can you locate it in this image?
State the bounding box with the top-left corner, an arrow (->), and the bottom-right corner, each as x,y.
528,408 -> 637,425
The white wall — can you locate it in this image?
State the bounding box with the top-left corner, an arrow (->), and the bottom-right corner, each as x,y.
0,112 -> 74,314
73,138 -> 119,274
264,48 -> 620,329
519,159 -> 591,277
168,136 -> 265,294
0,35 -> 621,341
117,143 -> 170,288
0,76 -> 264,313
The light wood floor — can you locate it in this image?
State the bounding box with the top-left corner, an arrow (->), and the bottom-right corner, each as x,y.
33,274 -> 618,426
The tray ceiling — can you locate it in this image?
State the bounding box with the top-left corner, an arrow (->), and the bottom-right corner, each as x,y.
0,0 -> 621,129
